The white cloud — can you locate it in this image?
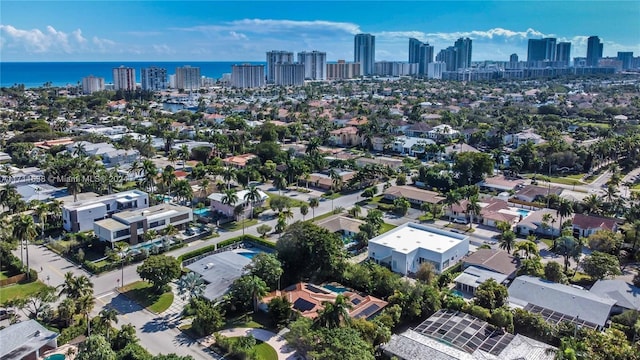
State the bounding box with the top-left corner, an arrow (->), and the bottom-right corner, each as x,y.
175,18 -> 361,35
229,31 -> 248,40
152,44 -> 175,55
0,24 -> 115,54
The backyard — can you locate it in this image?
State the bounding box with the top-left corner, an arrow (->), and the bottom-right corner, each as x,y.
119,280 -> 174,314
0,281 -> 51,305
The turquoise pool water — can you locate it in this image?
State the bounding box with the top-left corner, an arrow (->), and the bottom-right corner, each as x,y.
517,209 -> 531,217
45,354 -> 66,360
193,208 -> 211,216
452,290 -> 464,297
238,251 -> 259,259
342,234 -> 356,244
324,284 -> 349,294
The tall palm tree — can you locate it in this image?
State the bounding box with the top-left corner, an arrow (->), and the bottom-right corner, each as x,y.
66,169 -> 83,202
556,199 -> 574,248
141,159 -> 158,195
243,185 -> 261,220
179,144 -> 190,170
273,174 -> 287,196
499,231 -> 516,254
167,150 -> 178,167
466,195 -> 481,230
57,298 -> 76,327
222,167 -> 236,190
77,294 -> 94,336
13,215 -> 37,278
444,190 -> 461,223
221,189 -> 239,218
161,166 -> 177,199
582,194 -> 603,215
621,220 -> 640,254
177,272 -> 206,300
309,197 -> 319,220
34,202 -> 49,241
199,179 -> 210,200
300,204 -> 309,220
98,308 -> 119,341
281,207 -> 294,224
316,294 -> 353,329
245,275 -> 268,313
58,272 -> 94,300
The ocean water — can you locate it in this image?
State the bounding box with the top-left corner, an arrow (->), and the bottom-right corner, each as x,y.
0,61 -> 266,88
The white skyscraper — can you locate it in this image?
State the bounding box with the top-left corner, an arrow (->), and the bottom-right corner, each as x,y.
175,66 -> 201,90
112,66 -> 136,91
82,75 -> 105,94
274,63 -> 305,86
354,33 -> 375,76
140,66 -> 167,90
266,50 -> 294,83
231,64 -> 265,88
297,51 -> 327,80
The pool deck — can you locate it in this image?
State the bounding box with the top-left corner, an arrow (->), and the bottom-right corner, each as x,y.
41,344 -> 77,360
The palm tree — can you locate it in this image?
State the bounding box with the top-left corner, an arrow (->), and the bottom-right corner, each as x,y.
167,150 -> 178,167
246,275 -> 268,313
273,174 -> 288,195
300,204 -> 309,220
221,189 -> 239,218
499,231 -> 516,254
554,235 -> 583,272
180,144 -> 190,170
515,240 -> 539,259
348,204 -> 361,218
199,179 -> 210,200
57,298 -> 76,327
98,308 -> 119,341
13,215 -> 37,278
621,220 -> 640,254
222,167 -> 236,190
466,195 -> 481,229
444,190 -> 461,223
177,272 -> 206,300
582,194 -> 603,215
316,294 -> 353,329
309,197 -> 319,220
161,166 -> 177,198
77,294 -> 94,336
556,199 -> 574,247
66,169 -> 83,202
243,185 -> 261,219
34,202 -> 49,241
281,207 -> 294,224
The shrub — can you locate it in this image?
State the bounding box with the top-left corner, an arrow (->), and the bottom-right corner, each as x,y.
58,323 -> 87,344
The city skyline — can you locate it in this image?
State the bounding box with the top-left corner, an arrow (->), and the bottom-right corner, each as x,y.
1,1 -> 639,62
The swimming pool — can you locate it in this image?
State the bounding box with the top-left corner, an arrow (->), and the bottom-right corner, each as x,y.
45,354 -> 66,360
238,251 -> 260,259
516,209 -> 531,217
323,284 -> 349,294
193,208 -> 211,217
451,290 -> 464,298
342,233 -> 356,245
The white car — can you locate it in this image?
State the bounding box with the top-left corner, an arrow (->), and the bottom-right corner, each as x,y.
452,218 -> 469,224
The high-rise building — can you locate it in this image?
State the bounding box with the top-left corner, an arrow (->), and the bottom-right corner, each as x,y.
175,66 -> 201,90
586,36 -> 603,67
454,37 -> 472,69
273,63 -> 305,86
427,62 -> 445,79
140,66 -> 167,91
436,47 -> 458,71
527,38 -> 557,62
408,38 -> 423,63
297,51 -> 327,80
617,52 -> 634,70
326,60 -> 360,80
510,54 -> 519,63
555,42 -> 571,66
354,33 -> 375,76
231,64 -> 265,88
266,51 -> 294,83
112,66 -> 136,91
82,75 -> 105,94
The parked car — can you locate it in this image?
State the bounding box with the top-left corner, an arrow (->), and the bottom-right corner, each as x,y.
0,308 -> 15,321
452,218 -> 469,225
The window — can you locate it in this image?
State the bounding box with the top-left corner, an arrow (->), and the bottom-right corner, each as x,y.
115,229 -> 130,238
106,204 -> 111,211
144,198 -> 147,204
149,220 -> 166,228
136,221 -> 144,228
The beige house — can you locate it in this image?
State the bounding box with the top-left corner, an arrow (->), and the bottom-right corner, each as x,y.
384,185 -> 445,206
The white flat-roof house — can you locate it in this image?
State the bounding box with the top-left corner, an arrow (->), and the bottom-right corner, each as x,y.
62,190 -> 149,232
368,223 -> 469,275
208,188 -> 268,218
94,203 -> 192,245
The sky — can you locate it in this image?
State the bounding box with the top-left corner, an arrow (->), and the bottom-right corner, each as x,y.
1,1 -> 639,62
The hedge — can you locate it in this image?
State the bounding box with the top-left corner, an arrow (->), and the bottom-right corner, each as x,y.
177,244 -> 217,263
177,235 -> 276,263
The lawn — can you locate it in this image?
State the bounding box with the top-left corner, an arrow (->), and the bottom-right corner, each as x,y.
219,337 -> 277,360
311,209 -> 344,223
119,281 -> 174,314
380,223 -> 398,234
220,219 -> 259,232
0,281 -> 50,305
265,192 -> 306,208
223,312 -> 268,330
540,238 -> 555,249
536,175 -> 584,187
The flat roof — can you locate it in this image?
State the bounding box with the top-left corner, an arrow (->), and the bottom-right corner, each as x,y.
94,218 -> 129,231
63,190 -> 147,210
186,250 -> 251,301
369,223 -> 468,255
113,203 -> 190,223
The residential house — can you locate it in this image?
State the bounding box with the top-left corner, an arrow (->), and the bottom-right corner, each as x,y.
384,185 -> 445,207
185,250 -> 252,301
382,310 -> 556,360
589,280 -> 640,314
504,129 -> 545,148
102,149 -> 140,167
0,319 -> 59,360
262,282 -> 387,320
222,153 -> 257,168
355,156 -> 403,171
93,203 -> 193,245
515,185 -> 562,203
477,175 -> 526,192
304,170 -> 355,191
0,151 -> 11,163
392,136 -> 435,156
516,208 -> 560,237
462,248 -> 520,279
329,126 -> 361,147
572,213 -> 620,238
446,199 -> 522,228
368,222 -> 469,275
33,137 -> 75,150
62,190 -> 149,232
207,188 -> 268,218
404,122 -> 432,137
508,275 -> 616,329
443,143 -> 480,160
16,183 -> 67,203
315,215 -> 365,238
454,266 -> 509,295
428,124 -> 459,140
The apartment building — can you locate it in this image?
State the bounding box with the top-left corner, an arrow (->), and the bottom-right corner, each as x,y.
94,203 -> 193,245
112,66 -> 136,91
62,190 -> 149,232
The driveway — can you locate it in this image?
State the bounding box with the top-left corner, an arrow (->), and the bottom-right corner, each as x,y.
201,327 -> 297,360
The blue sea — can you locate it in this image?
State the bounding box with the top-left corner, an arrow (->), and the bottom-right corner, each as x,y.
0,61 -> 266,88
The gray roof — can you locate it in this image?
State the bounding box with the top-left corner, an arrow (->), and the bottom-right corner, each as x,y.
589,280 -> 640,311
186,251 -> 251,301
498,334 -> 557,360
454,266 -> 509,288
383,330 -> 473,360
0,319 -> 58,360
508,276 -> 616,327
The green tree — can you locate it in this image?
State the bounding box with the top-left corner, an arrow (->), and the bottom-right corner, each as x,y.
256,224 -> 272,238
267,296 -> 293,329
554,235 -> 583,272
300,203 -> 309,220
136,255 -> 181,293
177,272 -> 206,300
228,275 -> 268,313
517,257 -> 544,277
112,323 -> 138,351
474,278 -> 508,310
393,197 -> 410,216
452,152 -> 495,186
308,327 -> 375,360
544,261 -> 568,284
243,184 -> 261,219
285,317 -> 314,356
13,214 -> 38,278
499,230 -> 517,253
190,298 -> 224,337
98,308 -> 118,341
416,262 -> 436,284
490,307 -> 514,332
581,251 -> 622,280
58,272 -> 94,300
244,253 -> 283,290
316,294 -> 353,329
76,334 -> 116,360
587,229 -> 623,253
555,199 -> 574,247
308,197 -> 319,220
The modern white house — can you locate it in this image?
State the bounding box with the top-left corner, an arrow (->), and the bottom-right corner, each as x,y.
208,188 -> 269,218
94,203 -> 193,245
368,222 -> 469,275
427,124 -> 459,140
62,190 -> 149,232
391,136 -> 435,156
